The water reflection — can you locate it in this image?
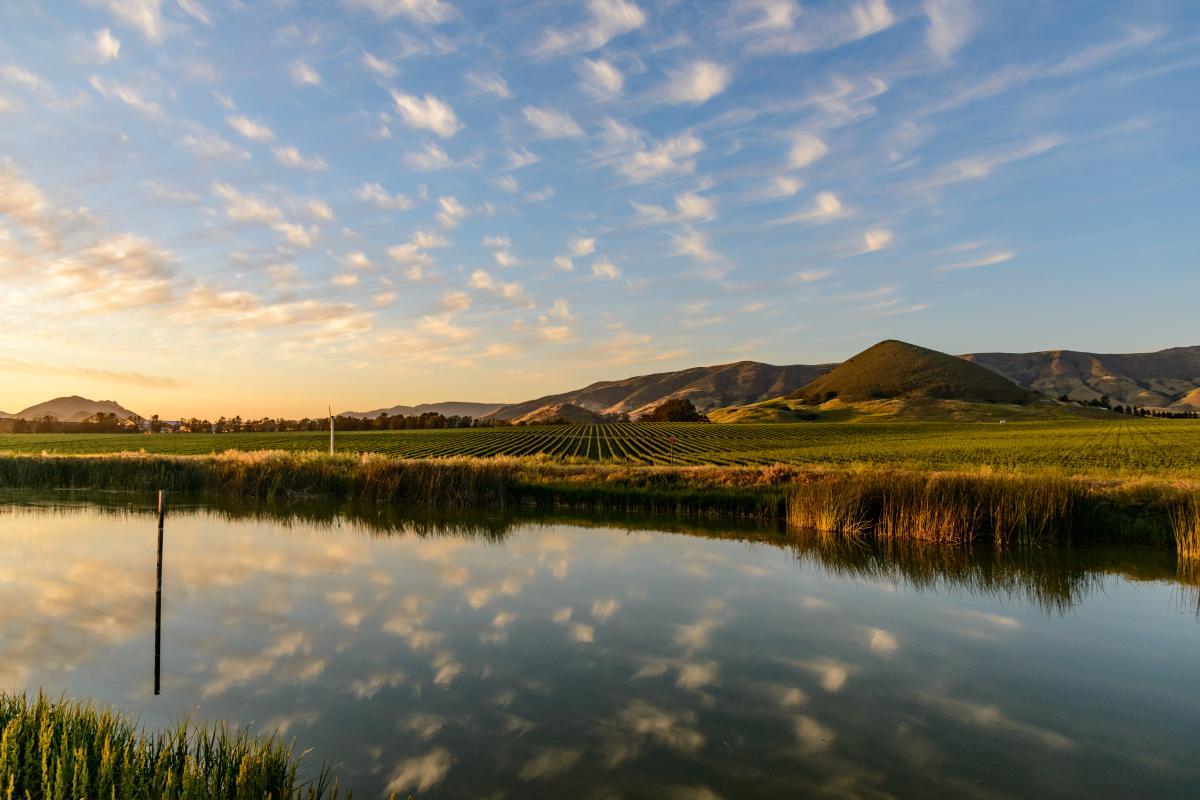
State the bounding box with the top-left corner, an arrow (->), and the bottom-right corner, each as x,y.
0,493 -> 1197,799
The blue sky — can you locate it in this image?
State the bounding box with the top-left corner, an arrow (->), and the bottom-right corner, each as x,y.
0,0 -> 1197,416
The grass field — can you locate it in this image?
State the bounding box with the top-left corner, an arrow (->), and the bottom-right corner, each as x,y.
4,419 -> 1200,476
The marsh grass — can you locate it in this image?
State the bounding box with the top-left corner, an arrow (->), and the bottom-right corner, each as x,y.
0,451 -> 1194,547
0,692 -> 359,800
1172,495 -> 1200,560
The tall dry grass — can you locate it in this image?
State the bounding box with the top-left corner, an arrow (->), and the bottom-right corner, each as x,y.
1173,495 -> 1200,560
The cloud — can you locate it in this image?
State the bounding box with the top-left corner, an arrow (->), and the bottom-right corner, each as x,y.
94,29 -> 121,63
227,114 -> 275,142
519,748 -> 582,780
568,236 -> 595,257
385,750 -> 455,795
935,251 -> 1014,272
858,228 -> 893,253
345,0 -> 456,24
733,0 -> 896,55
532,0 -> 646,57
749,175 -> 803,201
469,269 -> 530,305
466,71 -> 512,99
788,133 -> 829,169
435,195 -> 468,228
290,60 -> 321,86
406,141 -> 454,170
94,0 -> 164,42
213,181 -> 281,223
177,0 -> 211,25
660,61 -> 732,105
505,147 -> 540,170
0,357 -> 185,388
554,256 -> 574,271
919,135 -> 1064,188
670,227 -> 718,262
87,75 -> 162,117
591,258 -> 621,280
795,269 -> 833,282
331,272 -> 358,286
771,191 -> 844,225
177,129 -> 248,160
523,105 -> 584,138
361,50 -> 396,78
442,290 -> 470,311
46,234 -> 175,311
272,145 -> 329,171
608,127 -> 705,183
868,627 -> 899,655
356,182 -> 413,210
578,58 -> 623,98
925,0 -> 976,61
494,174 -> 519,193
390,90 -> 462,137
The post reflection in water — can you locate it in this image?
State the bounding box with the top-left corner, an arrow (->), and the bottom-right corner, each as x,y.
154,490 -> 165,697
0,493 -> 1198,799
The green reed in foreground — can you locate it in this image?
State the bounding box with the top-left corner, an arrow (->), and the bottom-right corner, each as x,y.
0,692 -> 360,800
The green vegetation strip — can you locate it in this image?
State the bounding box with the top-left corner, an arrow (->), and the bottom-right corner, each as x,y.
1,451 -> 1196,548
0,692 -> 357,800
4,419 -> 1200,476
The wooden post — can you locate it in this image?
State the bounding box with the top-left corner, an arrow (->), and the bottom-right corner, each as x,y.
329,405 -> 335,455
154,490 -> 164,696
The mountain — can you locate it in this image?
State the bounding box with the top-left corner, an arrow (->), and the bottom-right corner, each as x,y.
339,402 -> 506,419
486,360 -> 835,421
514,403 -> 606,425
790,340 -> 1036,405
1,396 -> 142,421
962,346 -> 1200,410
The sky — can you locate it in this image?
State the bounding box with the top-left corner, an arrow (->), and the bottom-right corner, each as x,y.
0,0 -> 1197,418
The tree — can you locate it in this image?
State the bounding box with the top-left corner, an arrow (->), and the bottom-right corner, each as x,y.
640,398 -> 708,422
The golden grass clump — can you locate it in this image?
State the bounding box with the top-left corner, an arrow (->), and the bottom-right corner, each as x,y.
1173,495 -> 1200,560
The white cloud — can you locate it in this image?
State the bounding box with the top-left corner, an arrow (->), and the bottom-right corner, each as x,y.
466,71 -> 512,99
492,249 -> 519,267
177,130 -> 248,160
177,0 -> 211,25
272,221 -> 317,248
345,0 -> 456,24
290,60 -> 321,86
435,196 -> 468,228
578,58 -> 624,98
661,61 -> 732,105
613,130 -> 704,183
935,251 -> 1014,272
213,181 -> 281,224
372,290 -> 398,307
568,236 -> 595,257
470,269 -> 529,305
442,290 -> 471,311
332,273 -> 359,286
361,51 -> 397,78
356,182 -> 413,210
772,191 -> 844,225
532,0 -> 646,57
868,627 -> 899,655
634,191 -> 716,225
482,235 -> 510,248
385,749 -> 455,796
671,227 -> 718,262
273,145 -> 329,171
859,228 -> 893,253
925,0 -> 976,61
751,175 -> 804,201
391,90 -> 462,137
735,0 -> 896,55
494,174 -> 519,193
505,147 -> 540,170
305,198 -> 335,221
796,269 -> 833,282
88,75 -> 162,117
227,114 -> 275,142
343,251 -> 372,270
554,256 -> 574,271
94,29 -> 121,63
920,135 -> 1064,188
788,133 -> 829,169
591,258 -> 621,279
523,105 -> 584,138
96,0 -> 164,42
406,141 -> 454,170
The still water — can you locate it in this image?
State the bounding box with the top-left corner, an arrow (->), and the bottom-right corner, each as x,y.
1,495 -> 1198,799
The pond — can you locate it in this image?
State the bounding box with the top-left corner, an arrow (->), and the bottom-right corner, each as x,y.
1,494 -> 1197,798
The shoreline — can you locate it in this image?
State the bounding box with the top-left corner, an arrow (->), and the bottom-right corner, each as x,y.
1,451 -> 1196,549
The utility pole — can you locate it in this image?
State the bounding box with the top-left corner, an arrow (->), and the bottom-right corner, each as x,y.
329,405 -> 335,455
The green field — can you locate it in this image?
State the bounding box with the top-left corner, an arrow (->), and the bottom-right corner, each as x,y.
4,419 -> 1200,475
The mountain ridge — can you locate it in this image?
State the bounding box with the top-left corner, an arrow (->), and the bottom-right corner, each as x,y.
0,395 -> 142,421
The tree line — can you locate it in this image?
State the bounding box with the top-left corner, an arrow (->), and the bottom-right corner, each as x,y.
1058,395 -> 1198,419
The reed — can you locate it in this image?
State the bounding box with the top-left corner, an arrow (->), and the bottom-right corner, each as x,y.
0,451 -> 1195,547
1172,495 -> 1200,560
0,691 -> 358,799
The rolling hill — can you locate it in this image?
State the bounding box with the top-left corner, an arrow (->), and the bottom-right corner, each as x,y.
0,396 -> 142,421
962,346 -> 1200,410
789,340 -> 1037,405
485,360 -> 835,421
340,402 -> 506,419
514,403 -> 606,425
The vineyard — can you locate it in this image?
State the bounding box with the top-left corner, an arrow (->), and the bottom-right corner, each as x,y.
4,419 -> 1200,476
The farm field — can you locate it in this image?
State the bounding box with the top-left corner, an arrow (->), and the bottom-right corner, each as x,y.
3,419 -> 1200,476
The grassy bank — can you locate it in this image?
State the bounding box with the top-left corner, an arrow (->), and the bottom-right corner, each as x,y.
0,451 -> 1197,548
0,692 -> 357,799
